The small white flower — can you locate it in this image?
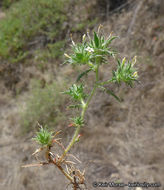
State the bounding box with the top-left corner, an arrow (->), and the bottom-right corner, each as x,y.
85,47 -> 94,53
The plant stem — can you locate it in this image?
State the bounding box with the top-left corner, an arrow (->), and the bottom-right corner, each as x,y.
46,146 -> 74,183
55,164 -> 74,182
60,64 -> 99,160
97,79 -> 113,86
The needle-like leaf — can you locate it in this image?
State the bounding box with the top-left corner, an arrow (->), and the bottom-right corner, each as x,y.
76,68 -> 92,82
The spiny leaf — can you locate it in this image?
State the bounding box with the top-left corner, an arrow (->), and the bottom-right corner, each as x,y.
76,68 -> 92,82
105,88 -> 122,102
68,104 -> 81,109
98,86 -> 122,102
105,36 -> 118,47
117,59 -> 121,66
71,116 -> 84,126
94,32 -> 99,48
62,84 -> 87,101
33,126 -> 53,146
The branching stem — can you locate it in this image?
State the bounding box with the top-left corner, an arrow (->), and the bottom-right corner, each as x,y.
55,164 -> 74,182
59,64 -> 100,161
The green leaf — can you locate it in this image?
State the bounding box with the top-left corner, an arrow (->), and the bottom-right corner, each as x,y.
105,89 -> 122,102
71,116 -> 84,126
99,86 -> 122,102
117,59 -> 121,66
94,32 -> 99,48
68,104 -> 81,109
76,68 -> 92,82
62,84 -> 87,101
105,36 -> 117,47
33,126 -> 53,146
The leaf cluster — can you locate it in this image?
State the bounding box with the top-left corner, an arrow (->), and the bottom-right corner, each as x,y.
112,57 -> 138,87
71,116 -> 84,127
64,31 -> 117,68
63,84 -> 87,101
33,126 -> 53,146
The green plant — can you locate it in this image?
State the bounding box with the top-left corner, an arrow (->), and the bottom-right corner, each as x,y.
23,27 -> 139,189
21,80 -> 67,133
0,0 -> 67,62
33,126 -> 53,146
1,0 -> 19,9
71,19 -> 98,32
35,40 -> 66,66
111,57 -> 138,87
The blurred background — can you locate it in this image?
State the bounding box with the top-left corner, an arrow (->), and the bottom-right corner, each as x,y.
0,0 -> 164,189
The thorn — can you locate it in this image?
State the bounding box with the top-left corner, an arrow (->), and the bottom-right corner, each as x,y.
65,160 -> 76,165
32,148 -> 43,156
70,33 -> 75,46
52,138 -> 62,143
82,34 -> 86,42
66,164 -> 69,173
37,121 -> 42,129
64,53 -> 71,59
87,30 -> 91,40
98,24 -> 103,34
132,56 -> 137,66
21,163 -> 44,168
82,169 -> 85,176
67,154 -> 81,163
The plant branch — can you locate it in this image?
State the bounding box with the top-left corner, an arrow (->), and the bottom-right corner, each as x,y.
59,65 -> 99,161
97,79 -> 113,86
55,164 -> 74,182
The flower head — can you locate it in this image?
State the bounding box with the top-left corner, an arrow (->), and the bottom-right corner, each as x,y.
112,57 -> 139,87
33,126 -> 53,146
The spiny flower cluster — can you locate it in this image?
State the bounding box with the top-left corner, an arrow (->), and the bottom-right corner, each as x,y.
62,84 -> 87,101
112,56 -> 138,87
64,31 -> 117,69
33,126 -> 53,146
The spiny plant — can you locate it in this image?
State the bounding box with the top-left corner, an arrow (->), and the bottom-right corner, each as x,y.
23,26 -> 139,190
32,125 -> 53,146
